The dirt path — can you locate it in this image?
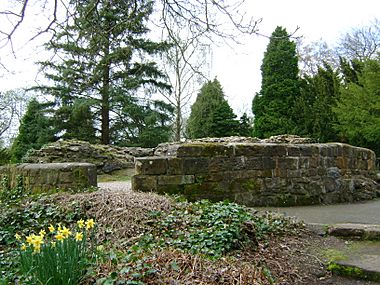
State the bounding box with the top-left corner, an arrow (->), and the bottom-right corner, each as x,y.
98,181 -> 131,191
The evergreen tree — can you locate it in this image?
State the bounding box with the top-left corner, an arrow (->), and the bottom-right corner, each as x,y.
187,79 -> 238,138
252,26 -> 301,138
334,59 -> 380,155
111,97 -> 174,147
38,0 -> 170,145
294,63 -> 341,142
237,113 -> 253,137
11,99 -> 55,162
54,99 -> 97,143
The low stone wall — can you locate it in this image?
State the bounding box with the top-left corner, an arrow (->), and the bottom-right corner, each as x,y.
132,142 -> 379,206
0,163 -> 97,193
24,140 -> 154,174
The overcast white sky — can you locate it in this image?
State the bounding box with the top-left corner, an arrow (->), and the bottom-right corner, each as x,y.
0,0 -> 379,116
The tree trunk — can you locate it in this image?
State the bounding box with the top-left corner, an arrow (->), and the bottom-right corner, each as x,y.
101,24 -> 111,145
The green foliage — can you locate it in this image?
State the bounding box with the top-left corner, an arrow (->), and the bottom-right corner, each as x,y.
18,221 -> 96,285
294,63 -> 341,142
54,99 -> 97,143
37,0 -> 171,145
10,99 -> 55,162
148,200 -> 252,258
252,26 -> 301,138
0,193 -> 86,283
334,59 -> 380,155
0,175 -> 28,204
97,199 -> 298,284
0,147 -> 11,166
187,79 -> 238,138
237,113 -> 253,137
111,97 -> 174,147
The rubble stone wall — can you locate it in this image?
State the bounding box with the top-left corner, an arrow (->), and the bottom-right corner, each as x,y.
0,163 -> 97,193
132,142 -> 379,206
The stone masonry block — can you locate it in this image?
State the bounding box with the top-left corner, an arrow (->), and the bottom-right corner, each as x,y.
277,157 -> 299,170
135,157 -> 167,175
182,157 -> 210,174
167,157 -> 183,175
131,175 -> 157,192
158,175 -> 195,185
234,144 -> 265,156
177,143 -> 234,157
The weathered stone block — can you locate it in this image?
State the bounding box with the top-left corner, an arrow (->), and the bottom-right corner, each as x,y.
182,157 -> 209,174
262,157 -> 276,169
157,175 -> 195,185
229,178 -> 263,193
131,175 -> 157,192
264,144 -> 287,157
167,157 -> 183,175
286,145 -> 300,156
135,157 -> 167,175
277,157 -> 299,170
156,184 -> 184,195
234,144 -> 265,156
177,143 -> 234,157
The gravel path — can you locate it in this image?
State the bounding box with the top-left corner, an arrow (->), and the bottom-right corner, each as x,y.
98,181 -> 132,191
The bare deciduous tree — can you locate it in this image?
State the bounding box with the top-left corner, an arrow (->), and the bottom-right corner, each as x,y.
337,18 -> 380,61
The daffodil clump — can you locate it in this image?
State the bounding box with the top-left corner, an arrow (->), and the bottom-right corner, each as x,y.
17,219 -> 96,285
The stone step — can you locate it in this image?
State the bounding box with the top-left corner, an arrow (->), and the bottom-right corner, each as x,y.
328,224 -> 380,240
308,223 -> 380,240
329,256 -> 380,282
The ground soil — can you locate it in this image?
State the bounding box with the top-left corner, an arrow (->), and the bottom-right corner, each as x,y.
78,183 -> 380,285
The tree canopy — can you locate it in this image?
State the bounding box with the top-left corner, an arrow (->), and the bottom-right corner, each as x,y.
11,99 -> 55,162
252,26 -> 300,138
38,0 -> 170,145
187,79 -> 238,138
334,58 -> 380,155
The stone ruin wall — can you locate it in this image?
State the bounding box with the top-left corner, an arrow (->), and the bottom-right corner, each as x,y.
132,142 -> 379,206
24,140 -> 154,174
0,163 -> 97,193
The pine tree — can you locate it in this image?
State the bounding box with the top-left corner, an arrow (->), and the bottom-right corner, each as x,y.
11,99 -> 55,162
187,79 -> 238,138
252,26 -> 301,138
38,0 -> 170,145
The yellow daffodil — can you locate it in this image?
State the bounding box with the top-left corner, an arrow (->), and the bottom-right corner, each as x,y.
60,226 -> 72,238
15,233 -> 21,240
48,224 -> 55,233
55,233 -> 65,241
75,232 -> 83,241
26,234 -> 35,245
21,243 -> 27,251
39,230 -> 46,237
77,219 -> 85,229
58,224 -> 62,232
31,235 -> 44,247
33,244 -> 41,253
51,241 -> 56,248
85,219 -> 95,230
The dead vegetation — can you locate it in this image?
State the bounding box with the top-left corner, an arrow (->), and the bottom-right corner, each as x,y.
46,189 -> 369,285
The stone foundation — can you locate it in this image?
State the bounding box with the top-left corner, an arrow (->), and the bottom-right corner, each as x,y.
0,163 -> 97,193
132,142 -> 379,206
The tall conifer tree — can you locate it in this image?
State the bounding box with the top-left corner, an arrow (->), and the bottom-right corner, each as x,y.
252,26 -> 300,138
187,79 -> 238,138
38,0 -> 170,144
